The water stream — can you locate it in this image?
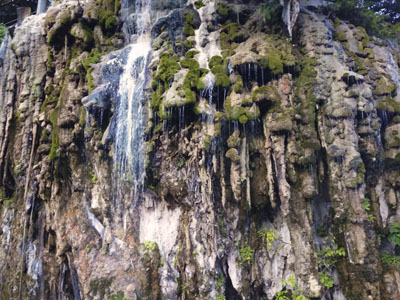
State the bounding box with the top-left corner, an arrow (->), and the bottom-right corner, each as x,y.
114,0 -> 151,195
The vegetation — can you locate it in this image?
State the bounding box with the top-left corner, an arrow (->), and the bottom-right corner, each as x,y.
194,0 -> 205,10
258,228 -> 279,249
259,0 -> 282,24
0,24 -> 6,43
238,245 -> 254,266
143,241 -> 158,253
275,276 -> 309,300
381,253 -> 400,267
362,197 -> 375,222
315,235 -> 346,292
328,0 -> 400,42
389,222 -> 400,251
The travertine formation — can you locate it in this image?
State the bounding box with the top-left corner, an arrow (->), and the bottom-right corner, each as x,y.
0,0 -> 400,299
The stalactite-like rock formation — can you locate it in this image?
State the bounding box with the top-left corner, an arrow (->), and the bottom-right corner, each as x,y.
0,0 -> 400,299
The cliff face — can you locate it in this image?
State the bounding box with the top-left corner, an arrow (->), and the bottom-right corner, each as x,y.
0,0 -> 400,299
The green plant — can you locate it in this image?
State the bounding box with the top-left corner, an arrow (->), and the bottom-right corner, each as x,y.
381,253 -> 400,267
0,24 -> 7,43
316,235 -> 345,291
389,222 -> 400,246
317,241 -> 346,268
275,276 -> 310,300
90,173 -> 98,184
319,271 -> 334,289
328,0 -> 400,42
110,291 -> 126,300
362,198 -> 376,222
144,241 -> 158,252
259,0 -> 282,23
238,245 -> 254,266
258,228 -> 279,249
216,274 -> 224,291
194,0 -> 205,9
216,293 -> 226,300
177,157 -> 185,169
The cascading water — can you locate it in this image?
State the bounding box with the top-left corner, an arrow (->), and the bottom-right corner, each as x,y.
114,0 -> 151,194
0,31 -> 9,62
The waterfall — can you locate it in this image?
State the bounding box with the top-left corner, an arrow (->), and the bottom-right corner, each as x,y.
0,30 -> 8,62
383,48 -> 400,99
114,0 -> 151,194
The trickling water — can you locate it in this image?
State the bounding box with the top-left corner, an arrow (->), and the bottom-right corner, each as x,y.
0,31 -> 9,62
248,63 -> 251,84
228,62 -> 234,75
114,0 -> 151,193
262,69 -> 265,86
384,48 -> 400,97
194,1 -> 221,69
254,64 -> 258,84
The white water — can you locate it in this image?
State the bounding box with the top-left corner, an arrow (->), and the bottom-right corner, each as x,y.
114,0 -> 151,193
193,0 -> 221,69
383,48 -> 400,100
0,31 -> 8,61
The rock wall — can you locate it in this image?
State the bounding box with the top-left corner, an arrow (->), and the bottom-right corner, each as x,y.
0,0 -> 400,299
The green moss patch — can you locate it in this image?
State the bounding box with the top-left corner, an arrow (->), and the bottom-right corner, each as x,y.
209,55 -> 230,88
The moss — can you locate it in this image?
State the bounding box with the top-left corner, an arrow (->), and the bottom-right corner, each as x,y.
197,77 -> 206,90
155,52 -> 180,87
217,3 -> 231,16
151,87 -> 164,109
233,75 -> 243,93
378,97 -> 400,113
184,10 -> 195,26
180,58 -> 199,70
183,70 -> 200,103
227,133 -> 240,148
98,0 -> 119,36
245,106 -> 260,120
252,86 -> 280,102
46,49 -> 55,75
209,55 -> 224,69
47,11 -> 72,45
260,49 -> 283,75
209,56 -> 230,88
225,148 -> 240,161
374,78 -> 397,96
355,26 -> 370,47
293,58 -> 318,127
114,0 -> 120,15
81,50 -> 104,93
334,30 -> 347,42
49,110 -> 59,160
41,86 -> 61,113
184,39 -> 195,49
194,0 -> 205,9
222,22 -> 246,43
348,52 -> 368,75
79,106 -> 87,127
183,24 -> 195,36
239,114 -> 248,124
185,50 -> 199,58
220,22 -> 244,53
224,96 -> 246,120
105,15 -> 118,31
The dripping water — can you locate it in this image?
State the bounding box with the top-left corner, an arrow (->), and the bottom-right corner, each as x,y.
0,30 -> 8,63
113,0 -> 152,197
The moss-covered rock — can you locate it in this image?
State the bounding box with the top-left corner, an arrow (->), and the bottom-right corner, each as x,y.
225,148 -> 240,162
374,77 -> 397,96
209,55 -> 230,88
251,86 -> 280,103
